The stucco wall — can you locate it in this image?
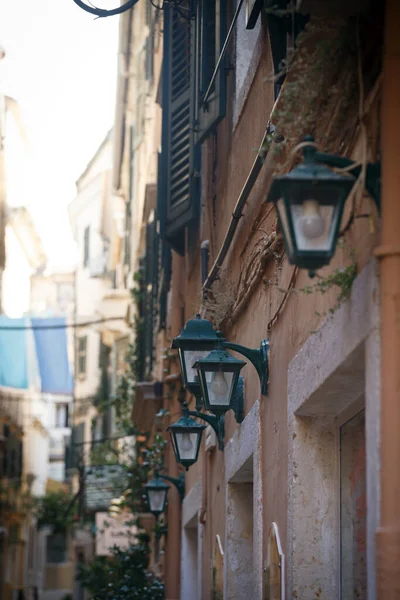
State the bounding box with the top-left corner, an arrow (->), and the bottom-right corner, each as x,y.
2,224 -> 33,317
168,10 -> 381,599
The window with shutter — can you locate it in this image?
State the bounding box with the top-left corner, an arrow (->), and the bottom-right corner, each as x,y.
46,533 -> 67,564
143,218 -> 158,378
160,3 -> 200,255
83,226 -> 90,267
194,0 -> 227,144
17,440 -> 22,479
124,126 -> 134,270
156,152 -> 172,331
70,422 -> 85,469
158,239 -> 172,332
102,407 -> 113,439
145,10 -> 155,84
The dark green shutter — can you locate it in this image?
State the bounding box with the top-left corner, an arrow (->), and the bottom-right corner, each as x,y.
124,126 -> 134,268
64,440 -> 71,472
194,0 -> 227,144
160,3 -> 200,256
17,440 -> 22,480
102,409 -> 112,439
70,422 -> 84,469
156,151 -> 172,331
145,28 -> 155,82
136,258 -> 146,382
143,219 -> 158,378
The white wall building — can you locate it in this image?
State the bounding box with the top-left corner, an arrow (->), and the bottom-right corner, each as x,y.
67,130 -> 132,590
2,207 -> 46,318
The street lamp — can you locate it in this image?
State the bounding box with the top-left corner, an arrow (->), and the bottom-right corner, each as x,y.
266,135 -> 381,274
168,402 -> 225,469
171,314 -> 220,409
193,339 -> 246,420
145,470 -> 185,517
145,475 -> 170,517
172,317 -> 269,400
167,407 -> 206,470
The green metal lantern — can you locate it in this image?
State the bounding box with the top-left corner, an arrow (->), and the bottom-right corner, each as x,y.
145,473 -> 170,516
267,138 -> 356,272
194,345 -> 246,418
167,407 -> 206,470
171,314 -> 220,399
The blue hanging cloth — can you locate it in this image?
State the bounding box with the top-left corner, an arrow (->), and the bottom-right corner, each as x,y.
31,317 -> 74,395
0,316 -> 29,389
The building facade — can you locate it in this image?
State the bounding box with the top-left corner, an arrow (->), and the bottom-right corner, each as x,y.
0,207 -> 74,600
67,128 -> 132,595
110,0 -> 391,599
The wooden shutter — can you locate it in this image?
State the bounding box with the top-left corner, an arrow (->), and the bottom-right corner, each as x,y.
160,3 -> 200,255
124,126 -> 134,268
143,219 -> 158,378
70,422 -> 84,469
156,151 -> 172,331
195,0 -> 227,144
158,239 -> 172,332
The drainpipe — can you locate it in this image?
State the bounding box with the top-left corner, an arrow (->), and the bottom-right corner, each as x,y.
375,1 -> 400,596
200,240 -> 209,287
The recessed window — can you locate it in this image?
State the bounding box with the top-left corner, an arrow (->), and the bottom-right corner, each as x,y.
78,336 -> 88,377
340,409 -> 367,599
83,226 -> 90,267
55,403 -> 69,428
46,532 -> 67,564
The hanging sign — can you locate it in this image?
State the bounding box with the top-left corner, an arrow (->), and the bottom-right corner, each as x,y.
84,465 -> 128,512
95,511 -> 137,556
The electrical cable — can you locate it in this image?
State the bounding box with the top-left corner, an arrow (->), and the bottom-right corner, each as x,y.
0,316 -> 126,331
203,125 -> 272,292
72,0 -> 138,17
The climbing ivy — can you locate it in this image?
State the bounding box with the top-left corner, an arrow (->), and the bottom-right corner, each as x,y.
299,260 -> 357,318
33,489 -> 77,533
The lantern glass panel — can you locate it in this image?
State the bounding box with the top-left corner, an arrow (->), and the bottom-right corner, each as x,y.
174,431 -> 201,462
203,368 -> 235,408
291,201 -> 335,252
148,489 -> 167,514
180,349 -> 212,386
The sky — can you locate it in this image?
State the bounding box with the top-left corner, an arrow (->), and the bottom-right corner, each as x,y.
0,0 -> 119,269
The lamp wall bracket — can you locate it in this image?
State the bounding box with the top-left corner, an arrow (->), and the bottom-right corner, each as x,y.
222,339 -> 269,396
233,376 -> 245,424
187,409 -> 225,451
156,470 -> 185,502
314,151 -> 381,213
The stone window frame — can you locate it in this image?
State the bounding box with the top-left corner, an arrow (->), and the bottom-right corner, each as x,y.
287,260 -> 380,600
181,479 -> 203,600
224,399 -> 263,599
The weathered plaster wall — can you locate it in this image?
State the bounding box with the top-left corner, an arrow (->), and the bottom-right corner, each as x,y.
169,9 -> 381,599
181,479 -> 202,600
225,400 -> 263,599
287,260 -> 380,599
